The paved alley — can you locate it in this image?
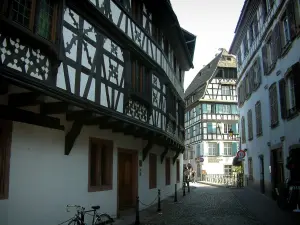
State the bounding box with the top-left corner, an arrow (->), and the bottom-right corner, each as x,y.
139,183 -> 300,225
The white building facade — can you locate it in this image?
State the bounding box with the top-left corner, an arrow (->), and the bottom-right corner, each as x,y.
184,49 -> 240,177
229,0 -> 300,198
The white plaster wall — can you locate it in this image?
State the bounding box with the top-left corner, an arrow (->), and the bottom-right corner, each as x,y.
0,122 -> 182,225
238,29 -> 300,184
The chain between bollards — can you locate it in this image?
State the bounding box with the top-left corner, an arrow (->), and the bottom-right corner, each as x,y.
157,189 -> 161,212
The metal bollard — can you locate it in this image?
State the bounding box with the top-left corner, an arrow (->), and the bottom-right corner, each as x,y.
157,189 -> 161,212
188,181 -> 190,193
183,182 -> 186,196
135,196 -> 140,225
174,183 -> 178,202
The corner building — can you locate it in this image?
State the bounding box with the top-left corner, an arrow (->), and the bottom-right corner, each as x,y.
229,0 -> 300,198
183,49 -> 239,177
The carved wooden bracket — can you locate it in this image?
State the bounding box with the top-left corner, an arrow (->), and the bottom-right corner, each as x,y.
160,146 -> 168,164
142,139 -> 153,161
172,149 -> 181,165
65,121 -> 83,155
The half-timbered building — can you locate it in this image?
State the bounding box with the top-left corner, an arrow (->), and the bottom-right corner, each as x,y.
229,0 -> 300,199
0,0 -> 196,224
183,49 -> 239,177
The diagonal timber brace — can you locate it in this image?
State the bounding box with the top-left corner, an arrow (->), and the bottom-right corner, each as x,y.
65,121 -> 83,155
142,139 -> 153,161
160,146 -> 168,164
173,149 -> 181,165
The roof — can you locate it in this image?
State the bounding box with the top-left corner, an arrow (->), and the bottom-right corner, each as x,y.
184,49 -> 236,98
181,28 -> 197,61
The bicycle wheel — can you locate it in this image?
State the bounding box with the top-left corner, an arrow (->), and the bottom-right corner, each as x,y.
94,213 -> 114,225
68,218 -> 82,225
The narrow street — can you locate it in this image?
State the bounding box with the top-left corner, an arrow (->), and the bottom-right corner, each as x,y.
140,183 -> 300,225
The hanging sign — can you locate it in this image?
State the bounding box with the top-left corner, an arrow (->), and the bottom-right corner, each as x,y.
237,150 -> 246,159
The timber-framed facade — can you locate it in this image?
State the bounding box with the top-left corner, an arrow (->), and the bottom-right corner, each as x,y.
183,49 -> 240,176
0,0 -> 196,224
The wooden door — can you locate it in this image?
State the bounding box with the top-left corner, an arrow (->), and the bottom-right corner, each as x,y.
118,151 -> 135,210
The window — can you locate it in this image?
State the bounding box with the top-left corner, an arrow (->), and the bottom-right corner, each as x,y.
196,144 -> 201,157
243,35 -> 249,57
269,83 -> 279,127
208,142 -> 218,156
223,124 -> 232,134
131,59 -> 149,94
189,151 -> 195,159
0,120 -> 12,200
279,72 -> 298,119
163,36 -> 169,56
176,159 -> 180,183
252,59 -> 261,89
247,110 -> 253,140
221,85 -> 230,96
3,0 -> 59,42
131,0 -> 142,24
89,138 -> 113,192
165,158 -> 171,185
224,143 -> 232,156
255,101 -> 263,136
282,14 -> 291,45
224,165 -> 232,175
207,122 -> 216,134
149,153 -> 157,189
237,51 -> 242,66
183,150 -> 188,160
241,116 -> 246,143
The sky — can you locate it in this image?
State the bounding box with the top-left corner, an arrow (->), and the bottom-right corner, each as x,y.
170,0 -> 245,91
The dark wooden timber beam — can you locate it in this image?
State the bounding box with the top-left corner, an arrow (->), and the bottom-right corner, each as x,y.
65,121 -> 83,155
66,110 -> 95,121
0,104 -> 64,130
160,146 -> 168,164
0,77 -> 9,95
40,102 -> 69,115
173,149 -> 181,165
8,92 -> 44,107
142,139 -> 153,161
98,117 -> 116,129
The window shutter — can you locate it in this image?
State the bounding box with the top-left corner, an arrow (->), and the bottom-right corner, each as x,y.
232,123 -> 237,134
262,45 -> 268,74
292,63 -> 300,111
279,79 -> 287,119
217,143 -> 220,156
287,0 -> 297,39
202,104 -> 207,113
232,142 -> 238,156
274,23 -> 281,59
257,58 -> 262,85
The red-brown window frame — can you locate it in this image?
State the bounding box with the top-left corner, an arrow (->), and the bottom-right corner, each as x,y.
0,0 -> 59,42
0,120 -> 12,200
149,153 -> 157,189
165,157 -> 171,185
88,138 -> 113,192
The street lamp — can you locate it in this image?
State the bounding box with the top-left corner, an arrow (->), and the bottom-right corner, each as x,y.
229,128 -> 234,138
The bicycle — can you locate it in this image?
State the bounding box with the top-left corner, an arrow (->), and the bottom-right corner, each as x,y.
58,204 -> 114,225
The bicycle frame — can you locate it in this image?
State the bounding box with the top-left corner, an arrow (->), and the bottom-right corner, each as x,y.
66,205 -> 99,225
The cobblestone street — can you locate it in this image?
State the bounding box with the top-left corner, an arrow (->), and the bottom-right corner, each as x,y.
139,183 -> 300,225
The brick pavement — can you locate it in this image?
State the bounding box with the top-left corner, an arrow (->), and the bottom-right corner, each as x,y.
116,183 -> 300,225
142,183 -> 264,225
